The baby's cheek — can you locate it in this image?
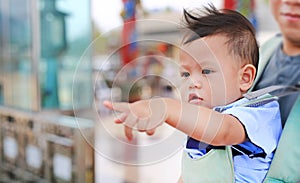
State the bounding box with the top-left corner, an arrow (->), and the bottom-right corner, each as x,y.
211,92 -> 227,106
179,87 -> 189,102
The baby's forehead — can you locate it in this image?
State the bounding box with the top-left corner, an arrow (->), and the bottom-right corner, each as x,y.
180,36 -> 226,57
179,35 -> 236,68
180,39 -> 210,59
179,49 -> 219,69
182,35 -> 229,52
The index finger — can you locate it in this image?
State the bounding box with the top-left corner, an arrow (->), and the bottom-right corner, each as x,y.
103,101 -> 129,112
103,100 -> 114,109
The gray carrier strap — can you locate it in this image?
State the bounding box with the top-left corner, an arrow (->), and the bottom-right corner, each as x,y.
244,83 -> 300,100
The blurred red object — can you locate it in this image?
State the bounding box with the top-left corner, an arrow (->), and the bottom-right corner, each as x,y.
224,0 -> 236,9
120,0 -> 138,66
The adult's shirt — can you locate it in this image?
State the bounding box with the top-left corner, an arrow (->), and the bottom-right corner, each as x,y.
254,43 -> 300,125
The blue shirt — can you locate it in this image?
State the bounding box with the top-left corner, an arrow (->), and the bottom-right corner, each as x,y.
185,95 -> 282,183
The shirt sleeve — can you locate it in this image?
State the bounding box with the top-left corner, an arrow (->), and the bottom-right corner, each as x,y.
222,100 -> 282,155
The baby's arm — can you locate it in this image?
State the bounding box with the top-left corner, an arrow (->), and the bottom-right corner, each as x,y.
103,97 -> 246,145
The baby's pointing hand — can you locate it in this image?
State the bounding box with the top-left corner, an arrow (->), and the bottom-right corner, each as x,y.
103,98 -> 167,140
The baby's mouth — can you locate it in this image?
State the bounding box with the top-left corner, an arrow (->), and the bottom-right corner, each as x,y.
188,93 -> 203,105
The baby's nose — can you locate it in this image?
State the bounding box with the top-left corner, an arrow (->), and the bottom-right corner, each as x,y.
189,77 -> 202,89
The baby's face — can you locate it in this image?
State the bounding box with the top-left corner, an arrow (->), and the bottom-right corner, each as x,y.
179,35 -> 244,108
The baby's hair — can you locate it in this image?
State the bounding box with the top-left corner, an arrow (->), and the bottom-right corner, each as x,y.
182,4 -> 259,69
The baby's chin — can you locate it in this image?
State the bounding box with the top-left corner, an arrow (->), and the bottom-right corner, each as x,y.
187,100 -> 212,108
188,98 -> 203,105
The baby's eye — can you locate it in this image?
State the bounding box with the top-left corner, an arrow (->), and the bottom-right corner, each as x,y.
202,69 -> 213,74
181,72 -> 190,78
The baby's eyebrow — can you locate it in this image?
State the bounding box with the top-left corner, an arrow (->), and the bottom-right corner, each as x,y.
198,59 -> 220,68
180,63 -> 191,68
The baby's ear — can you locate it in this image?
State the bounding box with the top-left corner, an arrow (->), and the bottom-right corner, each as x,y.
239,64 -> 256,92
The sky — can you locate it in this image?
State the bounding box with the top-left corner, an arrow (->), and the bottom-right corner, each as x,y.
92,0 -> 222,33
